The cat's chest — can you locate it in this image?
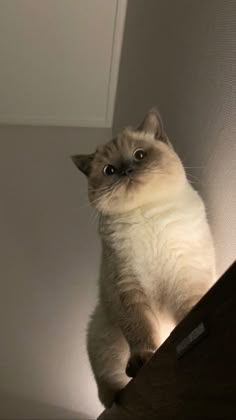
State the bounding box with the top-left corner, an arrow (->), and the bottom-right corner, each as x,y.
100,207 -> 200,292
114,215 -> 169,285
127,220 -> 160,265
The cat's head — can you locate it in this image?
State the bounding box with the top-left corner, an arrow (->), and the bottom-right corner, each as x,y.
72,109 -> 186,214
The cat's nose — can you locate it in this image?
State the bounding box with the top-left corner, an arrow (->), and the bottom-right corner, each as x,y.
121,167 -> 133,176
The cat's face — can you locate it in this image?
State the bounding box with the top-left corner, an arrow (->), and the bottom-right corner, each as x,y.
72,110 -> 186,214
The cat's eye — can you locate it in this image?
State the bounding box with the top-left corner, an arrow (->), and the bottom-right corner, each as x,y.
103,164 -> 116,176
133,148 -> 145,161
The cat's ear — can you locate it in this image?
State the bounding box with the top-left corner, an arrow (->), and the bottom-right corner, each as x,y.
71,153 -> 95,177
137,108 -> 167,142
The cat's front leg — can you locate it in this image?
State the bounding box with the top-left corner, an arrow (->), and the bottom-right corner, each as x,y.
125,349 -> 155,378
116,277 -> 160,378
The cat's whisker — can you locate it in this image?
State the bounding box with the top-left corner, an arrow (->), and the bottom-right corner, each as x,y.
75,201 -> 92,211
183,166 -> 204,169
91,192 -> 115,213
188,179 -> 199,187
90,191 -> 112,207
186,173 -> 200,182
96,181 -> 121,214
89,185 -> 116,198
89,185 -> 113,193
89,207 -> 100,226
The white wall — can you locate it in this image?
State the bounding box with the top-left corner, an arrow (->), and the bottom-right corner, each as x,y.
0,0 -> 126,127
113,0 -> 236,277
0,126 -> 109,419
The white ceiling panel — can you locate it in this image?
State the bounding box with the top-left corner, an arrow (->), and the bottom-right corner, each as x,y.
0,0 -> 127,127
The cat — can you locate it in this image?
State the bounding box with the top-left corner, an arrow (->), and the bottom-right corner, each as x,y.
72,109 -> 216,409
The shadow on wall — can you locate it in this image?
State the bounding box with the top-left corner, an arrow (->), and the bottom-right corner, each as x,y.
0,388 -> 93,420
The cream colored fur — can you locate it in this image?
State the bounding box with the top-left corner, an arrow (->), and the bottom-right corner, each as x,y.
87,184 -> 215,407
77,114 -> 216,408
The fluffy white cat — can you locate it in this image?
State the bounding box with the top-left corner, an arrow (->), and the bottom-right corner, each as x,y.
72,109 -> 216,408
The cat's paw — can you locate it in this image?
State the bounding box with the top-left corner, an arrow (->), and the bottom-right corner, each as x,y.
126,350 -> 154,378
99,386 -> 122,409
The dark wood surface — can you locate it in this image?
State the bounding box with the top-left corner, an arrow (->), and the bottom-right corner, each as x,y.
98,262 -> 236,420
